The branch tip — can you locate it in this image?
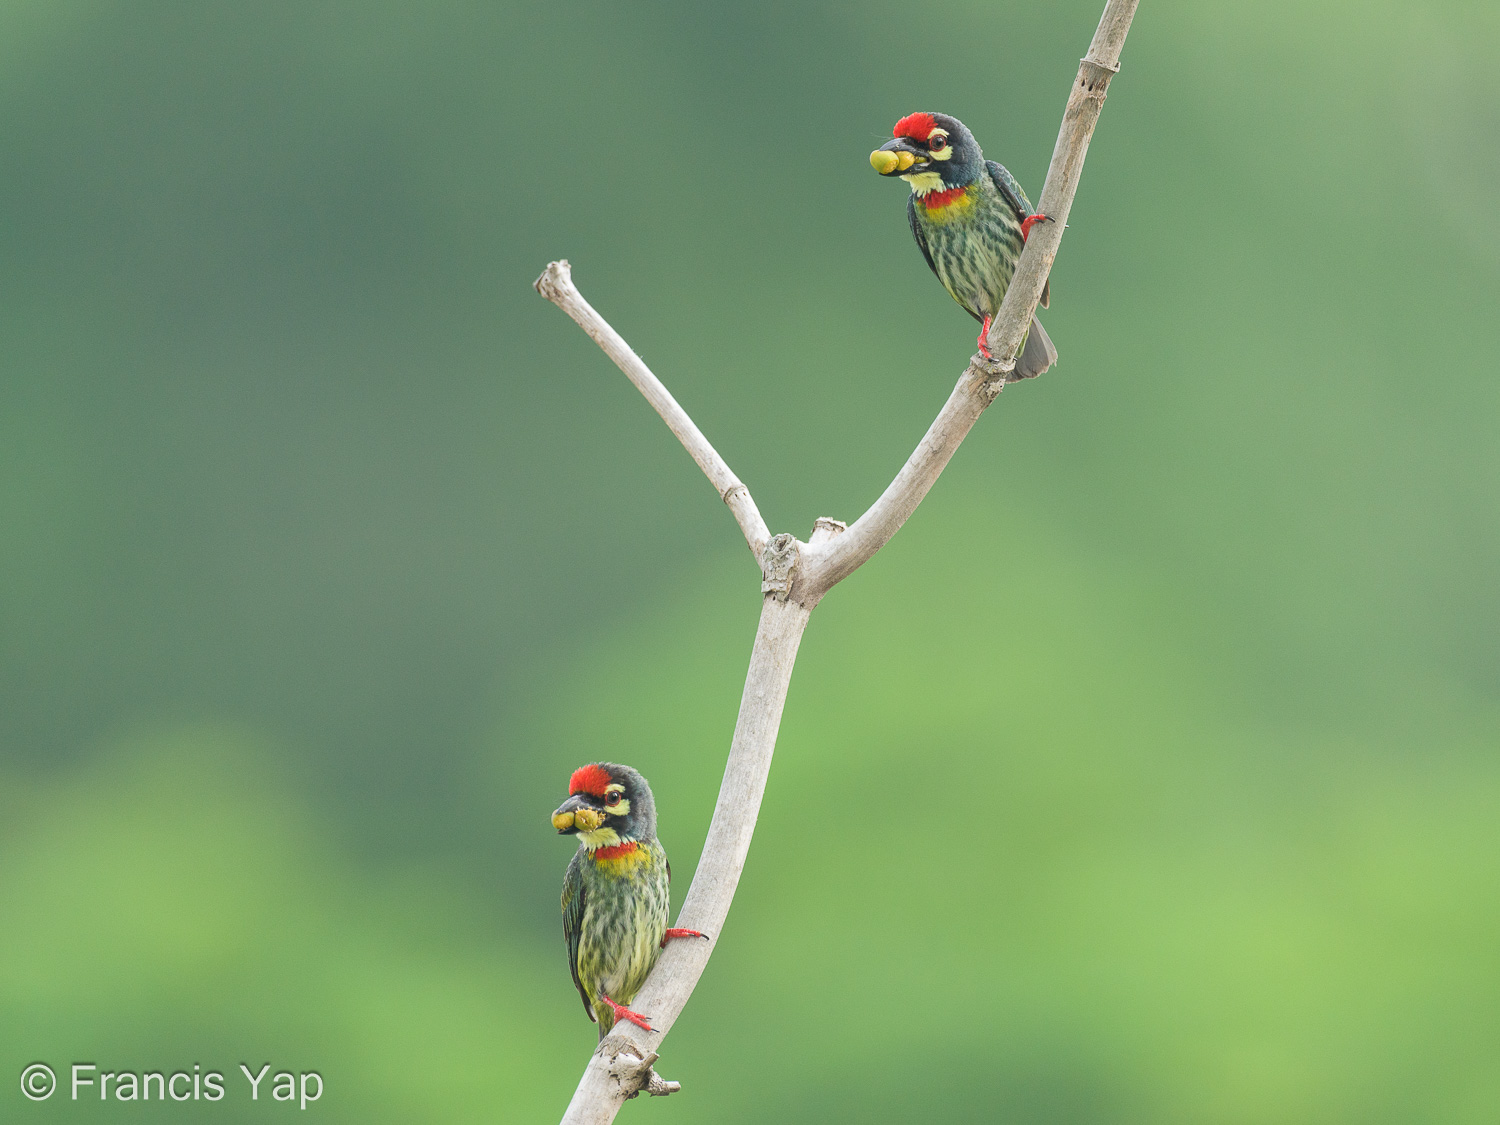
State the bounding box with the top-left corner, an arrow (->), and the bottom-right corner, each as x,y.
534,259 -> 574,302
810,517 -> 847,545
643,1072 -> 681,1097
536,260 -> 771,558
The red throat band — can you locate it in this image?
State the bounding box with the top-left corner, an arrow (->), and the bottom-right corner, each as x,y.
593,841 -> 638,860
893,112 -> 938,141
921,185 -> 968,210
569,763 -> 611,797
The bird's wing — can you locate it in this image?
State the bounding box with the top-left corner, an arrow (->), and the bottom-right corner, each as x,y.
985,159 -> 1050,309
906,194 -> 938,278
561,851 -> 595,1021
985,159 -> 1033,220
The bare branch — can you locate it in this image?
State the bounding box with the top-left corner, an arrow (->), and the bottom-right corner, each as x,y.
536,4 -> 1138,1121
799,360 -> 995,598
534,259 -> 772,561
558,592 -> 813,1125
801,0 -> 1139,599
984,0 -> 1137,365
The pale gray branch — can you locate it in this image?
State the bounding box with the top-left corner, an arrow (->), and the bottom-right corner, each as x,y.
558,593 -> 813,1124
537,3 -> 1137,1120
533,259 -> 772,561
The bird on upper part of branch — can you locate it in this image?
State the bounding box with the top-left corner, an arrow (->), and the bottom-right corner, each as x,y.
552,762 -> 707,1039
870,112 -> 1057,377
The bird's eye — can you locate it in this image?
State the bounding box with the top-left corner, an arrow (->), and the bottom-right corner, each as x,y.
605,791 -> 622,807
929,134 -> 947,151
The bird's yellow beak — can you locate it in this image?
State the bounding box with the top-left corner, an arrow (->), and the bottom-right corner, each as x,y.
870,148 -> 917,175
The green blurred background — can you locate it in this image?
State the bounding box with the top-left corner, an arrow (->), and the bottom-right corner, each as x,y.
3,0 -> 1497,1120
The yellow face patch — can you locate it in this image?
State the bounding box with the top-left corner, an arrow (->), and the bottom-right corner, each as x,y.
578,824 -> 622,850
902,171 -> 945,194
602,783 -> 630,818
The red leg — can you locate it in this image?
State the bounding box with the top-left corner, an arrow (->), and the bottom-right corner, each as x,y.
661,927 -> 709,947
1020,213 -> 1052,242
977,315 -> 993,359
600,994 -> 653,1032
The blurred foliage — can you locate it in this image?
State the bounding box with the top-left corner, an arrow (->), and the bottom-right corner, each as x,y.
2,0 -> 1498,1120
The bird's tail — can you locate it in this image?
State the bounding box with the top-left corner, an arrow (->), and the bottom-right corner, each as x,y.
1013,315 -> 1057,380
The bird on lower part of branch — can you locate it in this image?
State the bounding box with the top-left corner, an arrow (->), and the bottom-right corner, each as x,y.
870,111 -> 1057,377
552,762 -> 706,1038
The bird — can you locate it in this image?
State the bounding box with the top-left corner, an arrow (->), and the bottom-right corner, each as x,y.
870,111 -> 1057,378
551,762 -> 706,1038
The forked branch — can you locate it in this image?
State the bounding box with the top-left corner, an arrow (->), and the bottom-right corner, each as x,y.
534,2 -> 1138,1120
534,262 -> 771,562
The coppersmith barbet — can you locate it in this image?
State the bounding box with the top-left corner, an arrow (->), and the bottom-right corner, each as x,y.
552,762 -> 706,1038
871,111 -> 1057,378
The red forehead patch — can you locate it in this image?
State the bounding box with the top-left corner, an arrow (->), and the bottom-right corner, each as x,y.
894,112 -> 938,141
569,763 -> 612,797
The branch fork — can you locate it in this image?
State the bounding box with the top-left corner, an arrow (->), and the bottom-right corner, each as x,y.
534,4 -> 1138,1121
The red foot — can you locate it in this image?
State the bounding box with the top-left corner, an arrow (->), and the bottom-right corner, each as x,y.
601,994 -> 653,1032
661,927 -> 709,947
1020,213 -> 1053,242
977,315 -> 993,359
